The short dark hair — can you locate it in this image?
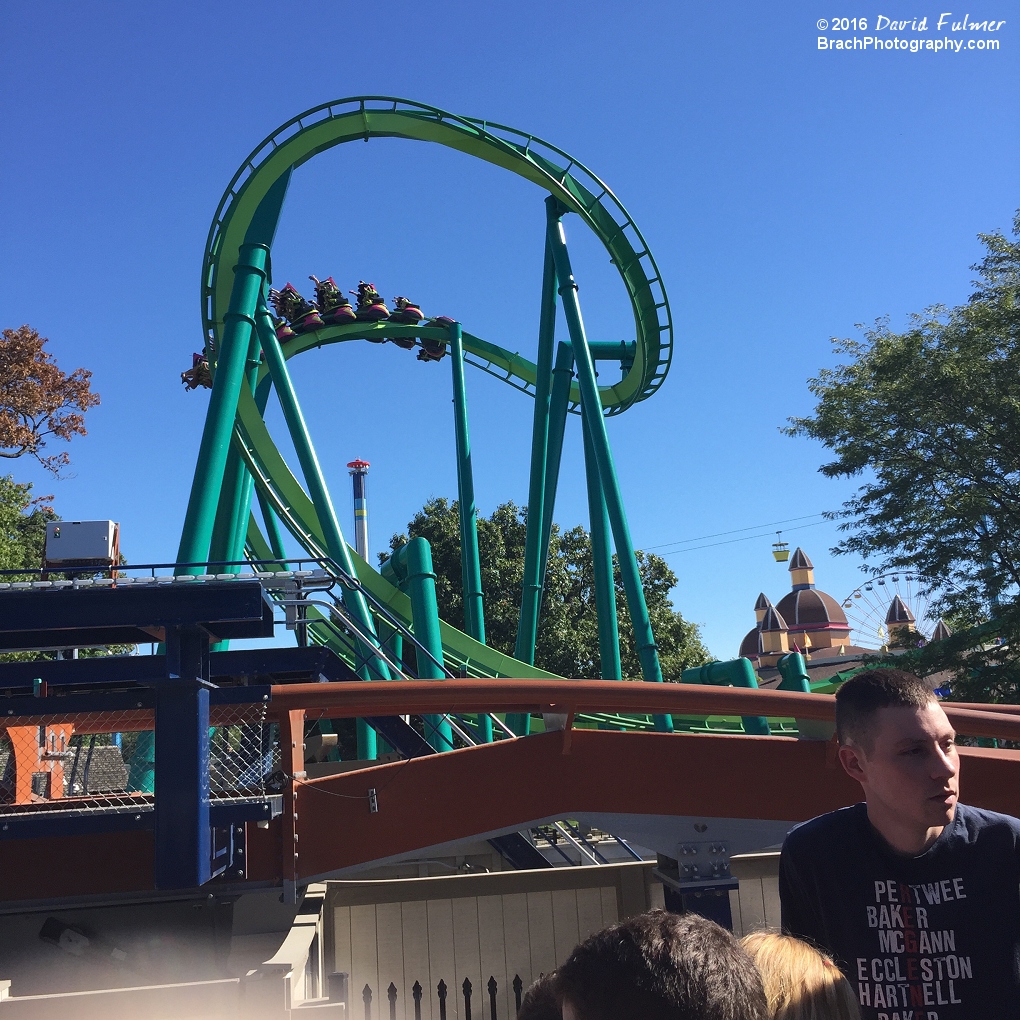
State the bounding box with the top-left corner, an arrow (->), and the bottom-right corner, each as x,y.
835,668 -> 936,750
554,910 -> 768,1020
519,974 -> 560,1020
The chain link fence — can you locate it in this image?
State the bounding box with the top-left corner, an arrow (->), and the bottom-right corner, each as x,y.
0,702 -> 273,817
209,702 -> 273,799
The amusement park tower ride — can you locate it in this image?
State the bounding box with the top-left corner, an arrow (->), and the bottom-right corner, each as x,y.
347,459 -> 370,560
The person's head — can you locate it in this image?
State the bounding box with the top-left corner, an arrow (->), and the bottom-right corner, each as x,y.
519,974 -> 561,1020
835,668 -> 959,851
554,909 -> 768,1020
740,932 -> 860,1020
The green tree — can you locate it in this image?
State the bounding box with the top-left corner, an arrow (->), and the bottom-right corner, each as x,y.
786,212 -> 1020,700
0,475 -> 53,572
382,498 -> 710,679
0,328 -> 116,661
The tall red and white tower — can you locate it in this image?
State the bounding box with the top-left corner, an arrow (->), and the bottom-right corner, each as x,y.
347,459 -> 370,560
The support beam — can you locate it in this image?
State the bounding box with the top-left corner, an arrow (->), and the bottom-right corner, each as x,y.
391,538 -> 453,751
450,322 -> 486,645
208,340 -> 264,656
582,407 -> 621,681
176,243 -> 268,570
547,216 -> 672,732
209,444 -> 247,568
681,659 -> 770,735
515,201 -> 560,667
254,298 -> 386,760
538,342 -> 575,591
154,626 -> 211,889
278,708 -> 305,904
228,335 -> 268,567
177,170 -> 291,570
508,341 -> 574,737
256,489 -> 288,562
209,331 -> 263,579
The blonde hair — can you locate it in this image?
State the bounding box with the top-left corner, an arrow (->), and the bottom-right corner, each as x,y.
741,932 -> 861,1020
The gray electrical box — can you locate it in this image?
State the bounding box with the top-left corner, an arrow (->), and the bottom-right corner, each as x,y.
44,521 -> 120,567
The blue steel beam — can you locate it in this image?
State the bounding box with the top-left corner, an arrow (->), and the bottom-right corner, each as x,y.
155,626 -> 211,889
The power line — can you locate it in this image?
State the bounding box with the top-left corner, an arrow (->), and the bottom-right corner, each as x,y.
657,519 -> 829,556
645,512 -> 829,552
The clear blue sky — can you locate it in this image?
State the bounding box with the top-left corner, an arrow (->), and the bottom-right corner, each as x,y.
1,1 -> 1016,658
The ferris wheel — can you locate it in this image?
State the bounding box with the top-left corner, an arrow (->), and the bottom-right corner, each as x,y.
840,572 -> 945,649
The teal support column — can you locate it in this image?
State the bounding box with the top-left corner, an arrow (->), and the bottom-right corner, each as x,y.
777,651 -> 822,740
548,216 -> 672,733
206,444 -> 250,653
177,242 -> 268,571
538,342 -> 575,588
681,659 -> 770,735
248,371 -> 289,565
126,730 -> 155,793
256,488 -> 289,562
392,538 -> 453,751
255,298 -> 386,760
449,322 -> 492,741
582,407 -> 621,681
776,652 -> 810,693
381,622 -> 404,670
208,336 -> 263,630
209,445 -> 248,564
474,707 -> 494,744
515,201 -> 560,667
508,343 -> 573,737
209,337 -> 266,652
449,322 -> 486,645
231,472 -> 255,563
212,331 -> 263,570
226,336 -> 267,567
177,170 -> 291,571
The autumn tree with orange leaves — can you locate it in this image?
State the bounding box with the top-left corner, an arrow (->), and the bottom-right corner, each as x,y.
0,325 -> 100,474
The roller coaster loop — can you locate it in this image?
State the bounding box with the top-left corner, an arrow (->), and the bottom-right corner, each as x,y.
176,98 -> 676,757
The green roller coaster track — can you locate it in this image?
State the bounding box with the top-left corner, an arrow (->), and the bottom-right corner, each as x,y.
201,97 -> 672,411
179,97 -> 682,756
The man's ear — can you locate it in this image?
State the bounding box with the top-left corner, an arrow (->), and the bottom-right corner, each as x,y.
838,743 -> 868,785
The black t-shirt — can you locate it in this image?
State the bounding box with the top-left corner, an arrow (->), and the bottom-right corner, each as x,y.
779,802 -> 1020,1019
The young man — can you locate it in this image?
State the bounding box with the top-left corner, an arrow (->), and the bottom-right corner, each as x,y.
555,909 -> 768,1020
780,668 -> 1020,1018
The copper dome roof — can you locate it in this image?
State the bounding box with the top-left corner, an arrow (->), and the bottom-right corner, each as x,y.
789,547 -> 814,571
775,588 -> 850,632
885,594 -> 916,625
761,606 -> 789,633
739,627 -> 763,659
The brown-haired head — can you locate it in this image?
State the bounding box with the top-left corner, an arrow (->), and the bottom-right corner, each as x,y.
835,668 -> 935,753
555,910 -> 768,1020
